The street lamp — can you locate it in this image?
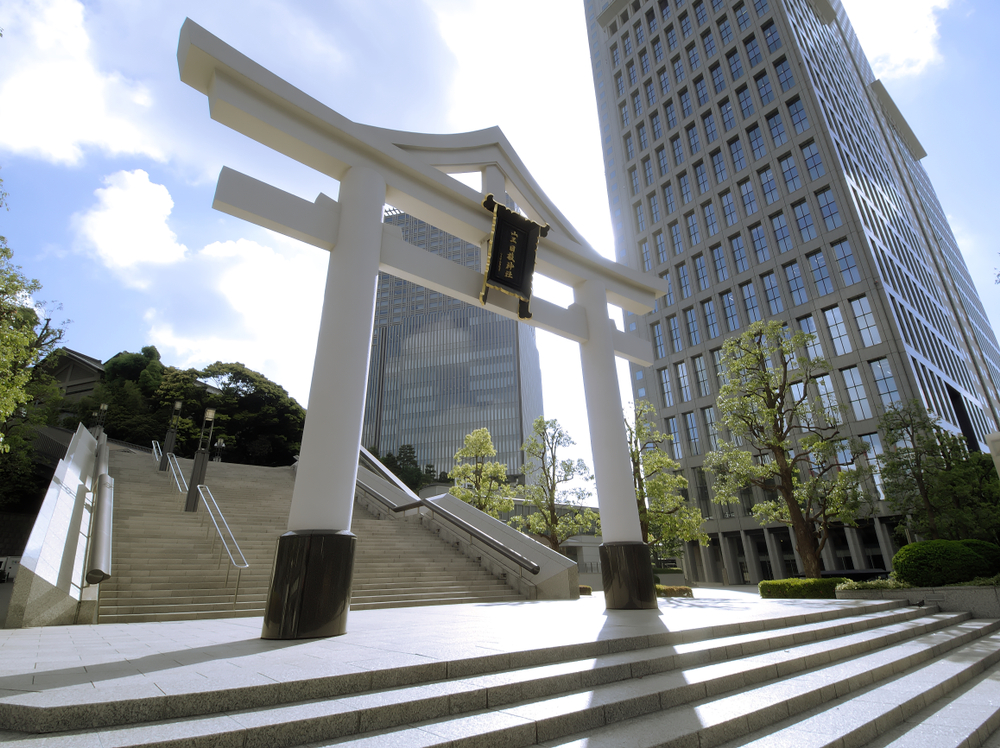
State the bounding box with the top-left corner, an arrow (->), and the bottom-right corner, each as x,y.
92,403 -> 109,437
159,400 -> 183,471
185,407 -> 216,512
213,438 -> 226,462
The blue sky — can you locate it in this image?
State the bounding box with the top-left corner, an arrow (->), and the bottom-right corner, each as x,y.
1,0 -> 997,472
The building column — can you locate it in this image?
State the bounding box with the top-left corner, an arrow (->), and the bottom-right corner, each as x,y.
844,527 -> 870,570
874,517 -> 897,572
786,529 -> 806,576
261,165 -> 386,640
684,540 -> 701,583
740,530 -> 763,584
820,539 -> 839,572
719,535 -> 741,586
573,279 -> 655,609
700,541 -> 722,584
764,528 -> 786,579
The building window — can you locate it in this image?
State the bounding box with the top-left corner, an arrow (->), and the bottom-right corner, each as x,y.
695,1 -> 709,25
842,367 -> 873,420
737,86 -> 755,118
759,167 -> 779,204
816,374 -> 837,411
801,141 -> 825,180
653,38 -> 664,62
730,138 -> 747,171
694,355 -> 711,396
680,89 -> 694,117
633,92 -> 643,118
851,296 -> 881,347
687,124 -> 702,154
712,347 -> 728,385
663,270 -> 675,306
687,212 -> 702,245
784,262 -> 808,306
680,173 -> 693,203
767,112 -> 787,147
685,411 -> 702,454
824,306 -> 853,356
671,221 -> 684,253
712,245 -> 729,281
755,72 -> 774,105
745,37 -> 762,67
870,359 -> 901,406
721,191 -> 738,225
711,63 -> 726,93
718,17 -> 733,45
816,189 -> 842,231
651,111 -> 663,140
731,234 -> 749,272
799,314 -> 823,358
653,322 -> 666,358
712,150 -> 728,182
669,315 -> 684,352
660,367 -> 675,407
775,58 -> 795,91
703,299 -> 720,338
748,124 -> 767,160
703,30 -> 718,58
696,162 -> 710,194
762,20 -> 781,51
657,147 -> 670,176
793,200 -> 817,241
761,271 -> 784,314
788,98 -> 810,133
641,240 -> 652,271
667,25 -> 679,50
779,154 -> 802,193
672,136 -> 685,165
686,308 -> 702,345
689,46 -> 702,72
721,291 -> 740,331
665,183 -> 677,213
704,202 -> 719,235
727,49 -> 744,80
612,45 -> 621,67
704,113 -> 719,144
674,57 -> 687,84
704,406 -> 720,450
678,362 -> 693,402
655,232 -> 668,264
740,180 -> 759,215
750,223 -> 770,262
660,69 -> 673,95
638,122 -> 649,149
680,12 -> 693,37
644,158 -> 655,185
807,250 -> 834,295
735,2 -> 752,30
741,281 -> 762,322
678,263 -> 692,297
695,253 -> 710,289
833,240 -> 861,285
771,212 -> 793,253
641,49 -> 652,75
666,417 -> 682,459
628,62 -> 638,86
623,33 -> 633,55
621,104 -> 630,128
630,168 -> 640,195
636,202 -> 647,231
625,134 -> 635,160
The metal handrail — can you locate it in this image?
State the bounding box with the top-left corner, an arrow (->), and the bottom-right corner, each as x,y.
356,465 -> 541,576
166,452 -> 188,493
152,440 -> 162,463
196,485 -> 249,610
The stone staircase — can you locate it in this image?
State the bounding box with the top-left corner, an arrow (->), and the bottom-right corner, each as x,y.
4,599 -> 1000,746
99,449 -> 522,623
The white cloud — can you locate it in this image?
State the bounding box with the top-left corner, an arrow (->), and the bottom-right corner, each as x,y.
75,170 -> 187,285
0,0 -> 163,164
842,0 -> 951,79
147,237 -> 328,404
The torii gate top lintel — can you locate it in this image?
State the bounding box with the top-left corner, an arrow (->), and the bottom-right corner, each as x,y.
177,18 -> 665,316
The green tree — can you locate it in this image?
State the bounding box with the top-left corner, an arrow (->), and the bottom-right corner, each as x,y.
448,427 -> 517,518
703,321 -> 873,578
514,416 -> 599,551
625,400 -> 706,555
878,400 -> 1000,541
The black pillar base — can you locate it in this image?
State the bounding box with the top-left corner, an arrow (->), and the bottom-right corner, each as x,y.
600,542 -> 657,610
261,530 -> 356,639
159,429 -> 177,471
184,449 -> 209,511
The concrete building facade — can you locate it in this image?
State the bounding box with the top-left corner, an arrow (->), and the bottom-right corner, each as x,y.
582,0 -> 1000,583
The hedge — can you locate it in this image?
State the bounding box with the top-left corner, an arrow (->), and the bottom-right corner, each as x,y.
892,540 -> 991,587
579,585 -> 592,596
959,540 -> 1000,576
656,585 -> 694,598
758,578 -> 848,599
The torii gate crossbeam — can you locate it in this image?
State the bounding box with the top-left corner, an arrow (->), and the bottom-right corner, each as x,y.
178,19 -> 667,638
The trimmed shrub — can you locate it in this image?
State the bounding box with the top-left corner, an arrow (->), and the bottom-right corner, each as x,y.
653,567 -> 685,575
656,585 -> 694,598
578,585 -> 592,596
892,540 -> 990,587
758,578 -> 847,599
836,578 -> 912,591
959,540 -> 1000,576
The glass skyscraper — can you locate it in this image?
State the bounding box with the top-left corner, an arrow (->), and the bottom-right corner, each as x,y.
361,208 -> 544,479
583,0 -> 1000,582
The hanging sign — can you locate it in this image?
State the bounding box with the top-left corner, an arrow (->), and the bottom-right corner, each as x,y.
479,193 -> 549,319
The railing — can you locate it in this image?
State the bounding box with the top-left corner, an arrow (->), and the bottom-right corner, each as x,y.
355,449 -> 540,575
166,452 -> 188,493
152,440 -> 162,463
196,485 -> 249,610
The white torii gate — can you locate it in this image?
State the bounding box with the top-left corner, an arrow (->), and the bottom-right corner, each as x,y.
178,19 -> 668,638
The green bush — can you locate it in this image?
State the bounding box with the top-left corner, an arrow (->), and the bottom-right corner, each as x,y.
836,578 -> 912,591
959,540 -> 1000,575
578,585 -> 592,596
892,540 -> 991,587
758,578 -> 847,599
655,585 -> 694,598
653,567 -> 685,574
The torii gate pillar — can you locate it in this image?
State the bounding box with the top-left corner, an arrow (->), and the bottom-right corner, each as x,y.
261,166 -> 386,639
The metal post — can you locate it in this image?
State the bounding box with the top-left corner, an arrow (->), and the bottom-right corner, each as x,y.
159,400 -> 183,471
185,408 -> 215,512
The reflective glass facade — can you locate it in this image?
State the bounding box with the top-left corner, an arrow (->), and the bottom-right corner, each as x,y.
361,209 -> 544,478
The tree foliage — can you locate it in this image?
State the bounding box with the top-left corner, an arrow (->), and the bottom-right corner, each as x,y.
448,427 -> 516,518
703,321 -> 874,578
375,444 -> 436,492
514,417 -> 599,551
878,400 -> 1000,542
625,400 -> 706,554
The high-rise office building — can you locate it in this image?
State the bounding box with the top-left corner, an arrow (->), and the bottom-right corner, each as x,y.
361,208 -> 544,479
583,0 -> 1000,583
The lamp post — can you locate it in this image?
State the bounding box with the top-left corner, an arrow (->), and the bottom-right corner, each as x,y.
159,400 -> 183,471
92,403 -> 109,438
213,438 -> 226,462
185,408 -> 216,512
